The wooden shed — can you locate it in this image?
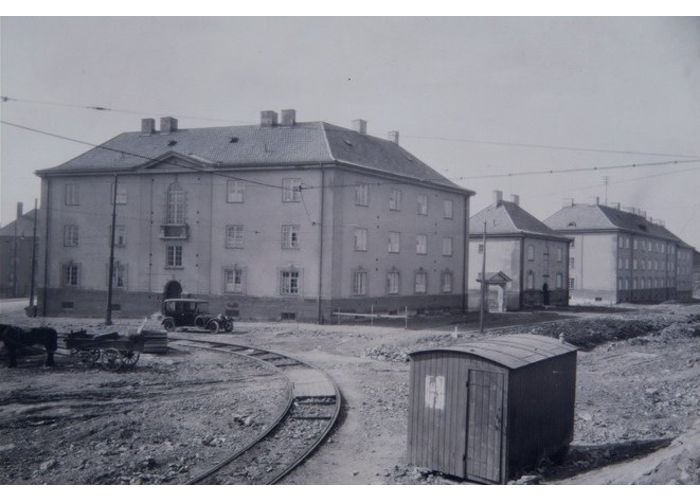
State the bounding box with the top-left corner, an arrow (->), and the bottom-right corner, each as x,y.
407,334 -> 577,484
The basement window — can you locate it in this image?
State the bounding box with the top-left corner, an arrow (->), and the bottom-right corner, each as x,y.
61,301 -> 74,310
229,137 -> 239,143
167,140 -> 177,147
281,312 -> 296,321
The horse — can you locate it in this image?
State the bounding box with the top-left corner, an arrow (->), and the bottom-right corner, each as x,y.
0,324 -> 58,368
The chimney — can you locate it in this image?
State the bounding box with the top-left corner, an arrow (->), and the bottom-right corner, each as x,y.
141,118 -> 156,135
160,116 -> 178,134
16,202 -> 23,220
260,110 -> 278,127
352,119 -> 367,135
510,194 -> 520,206
493,190 -> 503,205
387,130 -> 399,144
563,198 -> 575,208
280,109 -> 296,126
595,196 -> 600,205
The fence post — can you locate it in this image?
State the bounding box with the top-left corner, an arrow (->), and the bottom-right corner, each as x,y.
337,308 -> 341,325
370,304 -> 374,327
404,306 -> 408,330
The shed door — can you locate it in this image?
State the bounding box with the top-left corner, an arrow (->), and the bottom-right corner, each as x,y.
466,369 -> 505,483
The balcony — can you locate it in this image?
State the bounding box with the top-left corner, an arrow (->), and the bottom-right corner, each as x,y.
159,224 -> 189,240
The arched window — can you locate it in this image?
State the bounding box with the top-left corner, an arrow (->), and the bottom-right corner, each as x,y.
526,270 -> 535,290
527,245 -> 535,261
166,182 -> 185,224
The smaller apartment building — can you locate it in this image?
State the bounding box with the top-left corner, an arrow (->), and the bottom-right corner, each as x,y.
468,191 -> 571,310
545,202 -> 695,304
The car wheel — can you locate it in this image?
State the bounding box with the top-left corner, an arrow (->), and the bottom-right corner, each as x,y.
162,318 -> 175,332
225,321 -> 234,333
208,320 -> 220,334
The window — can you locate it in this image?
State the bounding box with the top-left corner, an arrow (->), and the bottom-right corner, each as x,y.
556,272 -> 563,289
569,257 -> 575,269
442,237 -> 453,256
416,234 -> 427,255
633,278 -> 638,289
557,247 -> 563,263
166,245 -> 183,268
353,228 -> 368,251
527,245 -> 535,261
280,269 -> 300,295
62,263 -> 80,287
417,194 -> 428,216
166,182 -> 186,224
478,243 -> 484,254
414,271 -> 427,294
618,257 -> 623,269
389,189 -> 402,211
111,183 -> 127,205
64,183 -> 79,206
618,277 -> 623,290
226,180 -> 245,203
634,240 -> 638,250
282,178 -> 302,202
618,237 -> 624,249
354,184 -> 369,206
226,225 -> 244,249
569,278 -> 575,289
441,271 -> 453,293
109,261 -> 127,289
624,278 -> 629,290
282,225 -> 300,249
352,270 -> 368,296
388,232 -> 401,253
387,271 -> 400,295
112,225 -> 127,247
63,225 -> 79,247
633,258 -> 638,270
443,199 -> 454,219
625,258 -> 629,269
526,271 -> 535,290
224,268 -> 244,293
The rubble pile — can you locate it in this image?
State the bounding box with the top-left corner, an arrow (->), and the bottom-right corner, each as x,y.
363,345 -> 410,363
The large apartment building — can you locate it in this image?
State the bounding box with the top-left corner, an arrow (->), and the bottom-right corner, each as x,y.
468,191 -> 571,311
36,111 -> 474,321
545,201 -> 695,304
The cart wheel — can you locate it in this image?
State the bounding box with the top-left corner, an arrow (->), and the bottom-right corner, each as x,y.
121,350 -> 140,369
162,318 -> 175,332
207,320 -> 220,334
194,315 -> 207,329
76,349 -> 101,368
101,348 -> 123,372
225,321 -> 234,333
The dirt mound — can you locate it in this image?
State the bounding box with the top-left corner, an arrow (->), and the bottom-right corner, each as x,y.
363,345 -> 409,363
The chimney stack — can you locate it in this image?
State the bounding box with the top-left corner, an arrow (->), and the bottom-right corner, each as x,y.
280,109 -> 296,126
16,202 -> 23,221
493,190 -> 503,205
260,110 -> 278,127
160,116 -> 178,134
387,130 -> 399,144
141,118 -> 156,135
595,196 -> 600,205
563,198 -> 575,208
510,194 -> 520,206
352,119 -> 367,135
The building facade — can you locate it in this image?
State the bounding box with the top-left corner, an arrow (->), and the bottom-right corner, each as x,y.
467,191 -> 571,311
36,111 -> 474,321
545,202 -> 695,304
0,203 -> 39,298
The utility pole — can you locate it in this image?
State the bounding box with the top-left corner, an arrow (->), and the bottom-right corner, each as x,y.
479,220 -> 487,333
603,176 -> 609,205
28,199 -> 38,316
12,205 -> 18,297
105,175 -> 118,325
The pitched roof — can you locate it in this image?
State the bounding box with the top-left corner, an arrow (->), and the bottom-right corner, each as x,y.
36,121 -> 467,192
410,334 -> 577,370
0,209 -> 39,237
545,204 -> 693,247
469,200 -> 566,239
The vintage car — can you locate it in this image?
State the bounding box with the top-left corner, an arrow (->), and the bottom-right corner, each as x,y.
161,298 -> 234,333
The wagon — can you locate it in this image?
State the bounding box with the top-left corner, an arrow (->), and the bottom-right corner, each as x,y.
65,331 -> 145,371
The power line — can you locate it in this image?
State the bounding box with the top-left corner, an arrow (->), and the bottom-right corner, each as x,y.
4,94 -> 699,159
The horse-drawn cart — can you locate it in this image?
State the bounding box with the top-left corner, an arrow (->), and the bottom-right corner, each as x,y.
65,331 -> 144,371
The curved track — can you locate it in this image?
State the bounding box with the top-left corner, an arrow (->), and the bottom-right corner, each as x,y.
170,337 -> 341,485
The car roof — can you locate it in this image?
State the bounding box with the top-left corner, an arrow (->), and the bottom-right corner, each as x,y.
163,298 -> 208,303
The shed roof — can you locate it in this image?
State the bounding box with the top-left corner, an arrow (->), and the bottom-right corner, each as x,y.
409,334 -> 576,370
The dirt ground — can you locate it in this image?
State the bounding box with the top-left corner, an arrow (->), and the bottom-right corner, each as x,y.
1,302 -> 699,485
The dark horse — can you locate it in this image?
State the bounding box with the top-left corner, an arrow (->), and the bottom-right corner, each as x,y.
0,324 -> 58,368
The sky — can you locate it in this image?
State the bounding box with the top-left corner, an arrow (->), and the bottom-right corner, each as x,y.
1,17 -> 699,247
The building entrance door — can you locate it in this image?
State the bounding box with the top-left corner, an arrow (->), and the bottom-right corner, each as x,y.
164,280 -> 182,300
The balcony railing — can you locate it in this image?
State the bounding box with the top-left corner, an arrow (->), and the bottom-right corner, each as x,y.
159,224 -> 189,240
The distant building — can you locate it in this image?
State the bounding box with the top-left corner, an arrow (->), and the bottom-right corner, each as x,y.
0,203 -> 39,298
35,111 -> 474,321
545,201 -> 695,304
693,250 -> 700,298
468,191 -> 571,311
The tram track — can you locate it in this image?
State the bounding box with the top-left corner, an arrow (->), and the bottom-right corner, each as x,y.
170,337 -> 341,485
